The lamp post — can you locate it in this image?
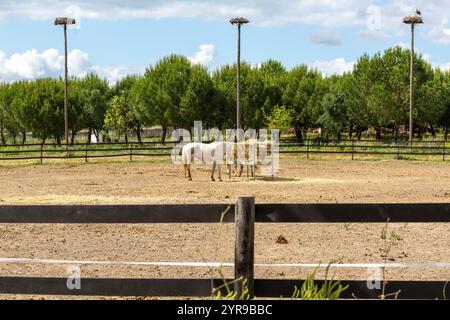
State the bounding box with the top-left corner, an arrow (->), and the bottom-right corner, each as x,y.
230,17 -> 249,136
403,11 -> 423,143
54,17 -> 76,148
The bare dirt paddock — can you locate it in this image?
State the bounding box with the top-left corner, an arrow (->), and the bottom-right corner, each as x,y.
0,156 -> 449,299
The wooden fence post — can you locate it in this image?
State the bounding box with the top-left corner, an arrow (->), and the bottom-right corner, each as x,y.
443,141 -> 446,162
306,139 -> 310,160
351,140 -> 355,160
129,143 -> 133,162
85,144 -> 88,163
40,144 -> 43,165
234,196 -> 255,299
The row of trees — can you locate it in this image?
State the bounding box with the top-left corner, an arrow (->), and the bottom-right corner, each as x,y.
1,46 -> 450,145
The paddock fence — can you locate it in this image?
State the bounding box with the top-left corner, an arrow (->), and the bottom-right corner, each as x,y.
0,139 -> 449,163
0,198 -> 449,299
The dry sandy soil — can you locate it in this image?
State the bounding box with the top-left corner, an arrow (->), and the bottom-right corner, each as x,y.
0,156 -> 449,299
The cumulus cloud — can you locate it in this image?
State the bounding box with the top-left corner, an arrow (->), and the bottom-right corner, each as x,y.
310,30 -> 342,46
0,48 -> 93,81
1,0 -> 450,40
3,1 -> 450,45
189,44 -> 215,66
0,0 -> 369,27
0,48 -> 139,85
310,58 -> 355,76
357,0 -> 450,44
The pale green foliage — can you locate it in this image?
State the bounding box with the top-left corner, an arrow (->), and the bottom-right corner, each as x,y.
104,95 -> 134,139
265,105 -> 294,130
292,265 -> 349,300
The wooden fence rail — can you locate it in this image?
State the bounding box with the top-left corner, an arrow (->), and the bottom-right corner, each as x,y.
0,198 -> 449,299
1,203 -> 449,224
0,139 -> 450,163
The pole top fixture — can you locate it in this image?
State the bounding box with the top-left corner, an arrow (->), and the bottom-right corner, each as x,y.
54,17 -> 76,26
230,17 -> 250,25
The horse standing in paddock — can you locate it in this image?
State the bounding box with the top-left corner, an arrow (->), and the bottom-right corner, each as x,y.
236,140 -> 272,179
182,142 -> 233,181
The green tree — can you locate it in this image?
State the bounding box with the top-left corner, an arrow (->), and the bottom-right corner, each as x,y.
282,66 -> 325,141
11,79 -> 64,144
317,87 -> 347,139
104,95 -> 134,142
112,75 -> 144,143
79,74 -> 109,143
264,105 -> 294,134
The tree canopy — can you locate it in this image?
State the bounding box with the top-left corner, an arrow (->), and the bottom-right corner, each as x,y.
0,45 -> 449,145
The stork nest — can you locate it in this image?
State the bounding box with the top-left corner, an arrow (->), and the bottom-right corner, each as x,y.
403,15 -> 423,24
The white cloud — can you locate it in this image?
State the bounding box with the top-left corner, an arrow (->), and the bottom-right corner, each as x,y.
0,0 -> 369,27
310,58 -> 355,76
435,63 -> 450,71
189,44 -> 215,66
0,48 -> 141,85
356,1 -> 450,44
95,65 -> 145,85
310,30 -> 342,46
3,1 -> 450,45
0,0 -> 450,41
0,48 -> 93,81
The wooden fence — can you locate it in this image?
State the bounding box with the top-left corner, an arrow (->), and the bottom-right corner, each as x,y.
1,139 -> 450,163
0,199 -> 449,299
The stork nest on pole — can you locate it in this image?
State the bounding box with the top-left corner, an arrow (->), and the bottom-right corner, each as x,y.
230,17 -> 250,25
403,15 -> 423,24
54,18 -> 76,25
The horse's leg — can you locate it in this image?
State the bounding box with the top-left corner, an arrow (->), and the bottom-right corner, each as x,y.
184,164 -> 187,178
227,164 -> 232,179
211,161 -> 216,182
238,164 -> 244,177
187,164 -> 193,181
218,163 -> 223,182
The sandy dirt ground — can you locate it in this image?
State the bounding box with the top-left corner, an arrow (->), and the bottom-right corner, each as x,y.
0,157 -> 449,299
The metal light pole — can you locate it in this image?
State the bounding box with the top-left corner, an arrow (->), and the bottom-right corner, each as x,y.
230,17 -> 249,136
403,12 -> 423,143
55,17 -> 76,148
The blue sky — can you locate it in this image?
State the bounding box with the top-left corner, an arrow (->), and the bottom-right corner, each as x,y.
0,0 -> 449,84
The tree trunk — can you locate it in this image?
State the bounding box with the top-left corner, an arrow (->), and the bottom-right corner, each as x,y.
71,130 -> 76,146
56,136 -> 61,147
94,130 -> 100,143
86,128 -> 92,144
349,124 -> 354,140
0,128 -> 6,145
417,126 -> 422,139
393,126 -> 399,139
294,126 -> 303,143
429,125 -> 436,138
22,131 -> 26,145
375,127 -> 382,140
136,125 -> 142,145
125,134 -> 129,144
161,127 -> 167,144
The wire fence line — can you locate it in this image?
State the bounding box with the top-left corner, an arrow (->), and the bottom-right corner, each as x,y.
0,139 -> 449,163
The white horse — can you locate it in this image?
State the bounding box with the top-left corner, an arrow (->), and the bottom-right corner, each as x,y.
182,142 -> 233,181
236,139 -> 272,178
